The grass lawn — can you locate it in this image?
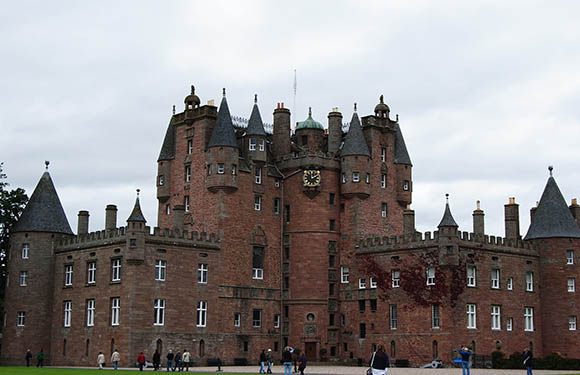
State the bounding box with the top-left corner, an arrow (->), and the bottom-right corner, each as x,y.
0,368 -> 249,375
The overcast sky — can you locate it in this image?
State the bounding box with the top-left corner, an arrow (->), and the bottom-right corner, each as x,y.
1,1 -> 579,237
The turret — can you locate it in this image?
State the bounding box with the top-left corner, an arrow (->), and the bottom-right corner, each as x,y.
327,108 -> 343,155
295,107 -> 325,153
126,189 -> 147,262
244,94 -> 267,163
437,194 -> 459,237
393,118 -> 412,207
340,105 -> 371,199
272,103 -> 290,159
472,200 -> 485,236
205,89 -> 239,193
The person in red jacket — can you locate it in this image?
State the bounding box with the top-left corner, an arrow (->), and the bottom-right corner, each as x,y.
137,352 -> 146,371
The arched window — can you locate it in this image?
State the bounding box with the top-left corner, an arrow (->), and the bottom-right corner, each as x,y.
111,338 -> 115,356
199,339 -> 205,357
432,340 -> 438,359
156,339 -> 163,356
529,341 -> 533,353
86,339 -> 90,357
470,340 -> 476,354
390,340 -> 396,358
63,339 -> 67,356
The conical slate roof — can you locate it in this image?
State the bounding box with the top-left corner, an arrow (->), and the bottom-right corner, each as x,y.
245,97 -> 267,136
524,176 -> 580,240
341,112 -> 370,157
394,123 -> 412,166
208,95 -> 238,148
127,196 -> 147,223
157,117 -> 176,161
438,201 -> 459,228
12,171 -> 73,234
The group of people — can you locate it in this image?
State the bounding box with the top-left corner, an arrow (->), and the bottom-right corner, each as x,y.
458,345 -> 533,375
24,348 -> 44,367
163,349 -> 192,371
279,347 -> 306,375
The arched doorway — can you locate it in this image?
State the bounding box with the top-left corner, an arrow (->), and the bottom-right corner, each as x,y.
156,339 -> 163,356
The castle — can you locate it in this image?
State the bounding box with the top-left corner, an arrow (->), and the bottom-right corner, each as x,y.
2,86 -> 579,367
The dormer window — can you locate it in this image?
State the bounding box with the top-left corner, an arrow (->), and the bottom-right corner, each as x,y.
249,138 -> 257,151
259,139 -> 265,151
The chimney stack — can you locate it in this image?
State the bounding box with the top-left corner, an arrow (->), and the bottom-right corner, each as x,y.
403,204 -> 415,236
328,108 -> 343,155
272,104 -> 291,159
77,210 -> 89,235
105,204 -> 118,231
504,197 -> 520,239
173,205 -> 185,231
472,200 -> 485,236
570,198 -> 580,229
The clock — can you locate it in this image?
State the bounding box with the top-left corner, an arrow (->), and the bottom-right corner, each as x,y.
303,170 -> 321,187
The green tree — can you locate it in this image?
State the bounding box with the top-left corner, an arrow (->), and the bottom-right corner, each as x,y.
0,162 -> 29,320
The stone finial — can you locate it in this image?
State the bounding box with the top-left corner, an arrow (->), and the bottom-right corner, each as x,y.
445,193 -> 449,203
354,103 -> 357,112
136,188 -> 140,197
191,85 -> 195,94
222,88 -> 226,97
45,160 -> 50,170
380,94 -> 384,103
396,114 -> 399,122
308,107 -> 312,117
548,165 -> 553,176
254,94 -> 258,104
172,105 -> 176,115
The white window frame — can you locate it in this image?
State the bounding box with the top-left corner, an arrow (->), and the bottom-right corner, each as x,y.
155,260 -> 166,281
525,272 -> 534,292
569,316 -> 577,331
274,314 -> 280,328
249,138 -> 256,151
254,195 -> 262,211
359,278 -> 366,289
17,311 -> 25,327
403,180 -> 410,191
432,304 -> 440,329
467,304 -> 477,329
341,266 -> 349,283
467,266 -> 476,287
21,244 -> 29,259
352,172 -> 360,183
381,203 -> 387,218
274,198 -> 280,214
65,264 -> 73,286
232,164 -> 237,175
87,299 -> 95,327
158,175 -> 164,186
19,271 -> 27,287
524,307 -> 534,331
253,267 -> 263,280
111,298 -> 120,326
381,147 -> 386,162
255,167 -> 262,184
426,267 -> 435,285
87,262 -> 96,284
392,270 -> 400,288
568,277 -> 575,292
197,301 -> 207,327
64,301 -> 72,327
370,277 -> 377,289
198,263 -> 208,284
567,250 -> 574,265
365,173 -> 370,184
491,269 -> 500,289
187,139 -> 193,154
342,173 -> 346,184
252,309 -> 262,328
111,259 -> 121,282
154,299 -> 165,326
184,195 -> 190,212
258,139 -> 265,151
234,312 -> 241,327
507,277 -> 513,290
217,163 -> 225,174
491,305 -> 501,330
389,304 -> 397,330
185,165 -> 191,182
507,317 -> 513,331
381,174 -> 386,189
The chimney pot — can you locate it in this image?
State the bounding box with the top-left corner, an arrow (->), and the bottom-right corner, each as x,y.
78,210 -> 89,235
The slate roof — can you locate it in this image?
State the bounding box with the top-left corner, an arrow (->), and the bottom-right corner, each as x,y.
127,197 -> 147,223
341,112 -> 370,157
12,172 -> 73,234
394,123 -> 412,166
157,117 -> 176,161
524,176 -> 580,240
245,101 -> 267,136
438,202 -> 459,228
296,108 -> 324,130
208,96 -> 238,148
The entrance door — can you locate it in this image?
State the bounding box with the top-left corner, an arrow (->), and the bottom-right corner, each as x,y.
305,342 -> 317,361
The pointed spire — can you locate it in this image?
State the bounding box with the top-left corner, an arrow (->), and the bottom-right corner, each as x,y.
12,169 -> 73,234
438,194 -> 459,228
246,95 -> 267,136
127,189 -> 147,223
524,172 -> 580,240
341,111 -> 370,157
208,92 -> 238,148
394,122 -> 412,166
158,117 -> 176,161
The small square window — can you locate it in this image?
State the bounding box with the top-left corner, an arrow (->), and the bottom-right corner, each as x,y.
426,267 -> 435,285
253,268 -> 263,280
341,266 -> 349,283
392,270 -> 400,288
254,195 -> 262,211
381,203 -> 387,218
217,163 -> 225,174
370,277 -> 377,288
381,175 -> 386,189
403,180 -> 410,191
359,278 -> 366,289
234,312 -> 241,327
352,172 -> 360,183
249,138 -> 256,151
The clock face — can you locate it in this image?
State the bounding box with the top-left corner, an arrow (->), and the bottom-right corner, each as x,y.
303,170 -> 321,187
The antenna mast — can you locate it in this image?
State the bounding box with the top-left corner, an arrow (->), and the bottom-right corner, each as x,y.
293,69 -> 297,131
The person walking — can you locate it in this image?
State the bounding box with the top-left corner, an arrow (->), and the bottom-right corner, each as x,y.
166,350 -> 174,372
298,351 -> 307,375
458,346 -> 472,375
174,350 -> 182,372
266,349 -> 273,374
36,349 -> 44,368
182,349 -> 191,372
153,349 -> 161,371
111,349 -> 121,370
137,352 -> 146,371
368,344 -> 390,375
97,351 -> 105,369
522,348 -> 533,375
25,349 -> 32,367
282,347 -> 293,375
259,349 -> 267,373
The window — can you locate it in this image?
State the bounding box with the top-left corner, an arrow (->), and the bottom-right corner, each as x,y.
329,219 -> 335,231
359,278 -> 366,289
567,250 -> 574,264
252,309 -> 261,328
381,203 -> 387,218
358,299 -> 365,312
329,193 -> 335,205
252,247 -> 264,280
352,172 -> 360,183
392,270 -> 400,288
301,135 -> 308,145
111,298 -> 120,326
389,304 -> 398,330
64,301 -> 72,327
65,265 -> 73,286
154,299 -> 165,326
185,165 -> 191,182
569,316 -> 577,331
155,260 -> 166,281
197,301 -> 207,327
427,267 -> 435,285
329,283 -> 335,295
507,277 -> 513,290
568,277 -> 575,292
254,195 -> 262,211
165,204 -> 171,215
87,262 -> 96,284
342,173 -> 346,184
19,271 -> 27,286
467,304 -> 477,329
381,147 -> 386,162
403,180 -> 410,191
467,266 -> 476,287
274,198 -> 280,214
491,269 -> 500,289
21,243 -> 29,259
111,259 -> 121,282
524,307 -> 534,331
259,139 -> 265,151
491,305 -> 501,330
365,173 -> 371,183
432,304 -> 440,329
381,174 -> 386,189
329,255 -> 335,267
207,164 -> 211,175
370,299 -> 377,312
198,263 -> 208,283
217,163 -> 225,174
187,139 -> 193,154
17,311 -> 25,327
255,167 -> 262,184
158,175 -> 165,186
232,164 -> 237,175
86,299 -> 95,327
360,323 -> 366,338
234,312 -> 241,327
249,138 -> 256,151
370,277 -> 377,289
274,314 -> 280,328
525,272 -> 534,292
507,317 -> 513,331
184,195 -> 190,212
341,266 -> 349,283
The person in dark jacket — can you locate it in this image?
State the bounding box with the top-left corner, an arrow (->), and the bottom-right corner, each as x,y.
259,349 -> 267,373
368,344 -> 390,375
166,350 -> 174,372
25,349 -> 32,367
522,349 -> 533,375
282,347 -> 293,375
173,351 -> 182,372
458,346 -> 472,375
298,352 -> 307,375
36,349 -> 44,368
152,350 -> 161,371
